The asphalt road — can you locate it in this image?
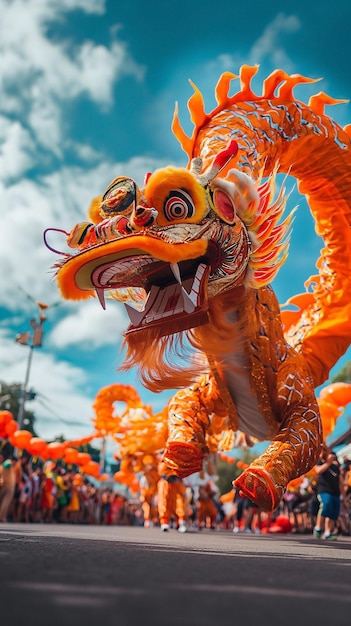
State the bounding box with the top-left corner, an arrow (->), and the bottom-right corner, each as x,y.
0,523 -> 350,626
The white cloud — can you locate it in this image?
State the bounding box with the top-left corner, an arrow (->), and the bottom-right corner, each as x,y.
249,13 -> 300,69
0,116 -> 35,179
0,329 -> 95,440
206,13 -> 300,77
0,155 -> 166,312
52,0 -> 106,14
49,299 -> 129,349
0,0 -> 145,161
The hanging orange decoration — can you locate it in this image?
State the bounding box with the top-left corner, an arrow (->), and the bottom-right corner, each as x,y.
0,410 -> 14,427
46,441 -> 66,460
68,435 -> 96,446
4,420 -> 19,437
80,460 -> 100,478
319,382 -> 351,406
63,447 -> 79,464
28,437 -> 47,456
76,452 -> 91,466
317,382 -> 351,438
10,429 -> 33,449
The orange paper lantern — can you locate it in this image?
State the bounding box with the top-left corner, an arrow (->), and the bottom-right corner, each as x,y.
0,410 -> 14,426
63,447 -> 79,464
11,429 -> 32,449
47,441 -> 66,460
4,420 -> 19,437
81,460 -> 100,478
28,437 -> 47,456
76,452 -> 91,466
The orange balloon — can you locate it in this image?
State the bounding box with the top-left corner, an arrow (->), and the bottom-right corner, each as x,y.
317,400 -> 341,420
28,437 -> 47,456
63,447 -> 79,464
11,429 -> 32,449
4,420 -> 19,437
319,382 -> 351,407
47,441 -> 66,460
81,460 -> 100,478
0,410 -> 14,426
76,452 -> 91,466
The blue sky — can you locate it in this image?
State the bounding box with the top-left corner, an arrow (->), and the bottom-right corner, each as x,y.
1,0 -> 351,449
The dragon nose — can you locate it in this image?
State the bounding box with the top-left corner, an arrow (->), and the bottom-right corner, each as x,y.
128,205 -> 158,230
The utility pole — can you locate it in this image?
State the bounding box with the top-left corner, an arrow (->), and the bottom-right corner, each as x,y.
16,302 -> 48,430
99,436 -> 106,473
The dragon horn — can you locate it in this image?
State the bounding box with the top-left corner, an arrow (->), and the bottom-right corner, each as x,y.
193,139 -> 239,185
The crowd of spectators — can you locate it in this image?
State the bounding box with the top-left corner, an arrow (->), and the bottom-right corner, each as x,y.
0,447 -> 350,537
0,451 -> 143,526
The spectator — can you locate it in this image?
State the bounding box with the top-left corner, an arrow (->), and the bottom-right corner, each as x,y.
40,465 -> 56,523
30,467 -> 42,523
66,473 -> 82,523
111,492 -> 124,525
314,448 -> 347,540
0,454 -> 16,522
337,464 -> 350,536
185,486 -> 197,529
241,497 -> 262,534
55,467 -> 69,523
232,488 -> 246,533
100,487 -> 112,524
16,473 -> 32,523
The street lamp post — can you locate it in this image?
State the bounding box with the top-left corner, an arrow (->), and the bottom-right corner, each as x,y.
16,302 -> 48,430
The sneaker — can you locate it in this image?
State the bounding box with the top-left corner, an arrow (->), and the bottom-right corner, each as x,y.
232,527 -> 240,533
178,522 -> 187,533
161,523 -> 170,532
323,533 -> 337,541
314,529 -> 321,539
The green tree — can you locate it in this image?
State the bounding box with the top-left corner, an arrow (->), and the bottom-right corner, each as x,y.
331,362 -> 351,383
0,381 -> 38,435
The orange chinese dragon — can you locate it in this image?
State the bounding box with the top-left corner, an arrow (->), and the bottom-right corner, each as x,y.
46,65 -> 351,512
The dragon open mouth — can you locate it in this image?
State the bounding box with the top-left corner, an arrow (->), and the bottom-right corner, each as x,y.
93,255 -> 211,335
55,219 -> 250,337
56,234 -> 212,336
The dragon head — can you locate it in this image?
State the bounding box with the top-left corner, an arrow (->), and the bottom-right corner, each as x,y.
53,140 -> 280,340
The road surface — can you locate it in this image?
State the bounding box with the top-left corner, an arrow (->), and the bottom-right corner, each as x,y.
0,523 -> 350,626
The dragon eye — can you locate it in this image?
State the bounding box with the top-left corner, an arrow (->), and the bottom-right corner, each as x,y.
102,177 -> 137,215
163,189 -> 195,221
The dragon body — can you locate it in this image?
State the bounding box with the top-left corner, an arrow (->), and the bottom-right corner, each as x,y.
48,66 -> 351,512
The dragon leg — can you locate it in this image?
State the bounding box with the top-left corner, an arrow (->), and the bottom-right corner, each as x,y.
234,371 -> 322,513
162,375 -> 226,477
162,388 -> 210,477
